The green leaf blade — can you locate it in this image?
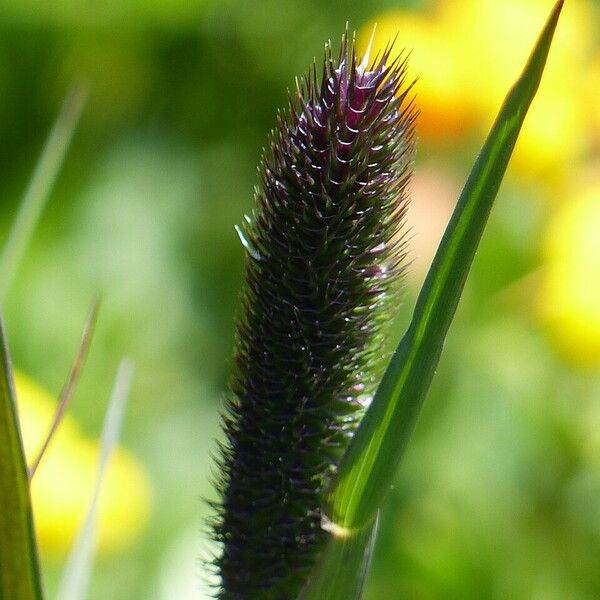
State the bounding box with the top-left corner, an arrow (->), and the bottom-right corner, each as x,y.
56,359 -> 135,600
325,0 -> 564,532
0,85 -> 86,302
0,318 -> 44,600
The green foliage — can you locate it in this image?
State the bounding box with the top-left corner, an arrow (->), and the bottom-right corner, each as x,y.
0,319 -> 43,600
0,83 -> 88,600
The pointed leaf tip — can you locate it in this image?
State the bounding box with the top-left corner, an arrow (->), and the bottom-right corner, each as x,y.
325,0 -> 564,531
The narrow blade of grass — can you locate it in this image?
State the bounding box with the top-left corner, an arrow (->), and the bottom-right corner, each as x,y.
0,84 -> 87,302
29,297 -> 100,479
0,317 -> 44,600
55,359 -> 135,600
325,0 -> 564,532
298,513 -> 379,600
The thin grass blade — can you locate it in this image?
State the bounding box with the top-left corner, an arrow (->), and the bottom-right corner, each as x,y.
325,0 -> 564,531
298,513 -> 379,600
28,297 -> 100,479
55,359 -> 135,600
0,317 -> 44,600
0,84 -> 87,302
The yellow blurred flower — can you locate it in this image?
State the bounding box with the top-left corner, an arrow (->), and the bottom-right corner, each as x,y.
358,11 -> 480,144
586,55 -> 600,147
441,0 -> 595,97
359,0 -> 596,181
15,372 -> 152,558
508,87 -> 586,185
442,0 -> 594,184
537,184 -> 600,367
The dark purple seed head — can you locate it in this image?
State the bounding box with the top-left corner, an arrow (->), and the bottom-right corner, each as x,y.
210,31 -> 416,600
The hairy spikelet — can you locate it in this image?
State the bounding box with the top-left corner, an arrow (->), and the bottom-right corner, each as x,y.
211,32 -> 416,599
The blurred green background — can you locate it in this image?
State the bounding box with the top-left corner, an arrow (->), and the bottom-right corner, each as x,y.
2,0 -> 600,598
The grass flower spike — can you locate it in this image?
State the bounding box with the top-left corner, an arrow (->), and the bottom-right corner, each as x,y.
212,33 -> 416,598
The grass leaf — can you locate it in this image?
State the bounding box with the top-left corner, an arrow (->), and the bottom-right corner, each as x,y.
28,297 -> 100,479
298,513 -> 379,600
0,84 -> 87,302
0,317 -> 44,599
325,0 -> 564,532
55,359 -> 135,600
